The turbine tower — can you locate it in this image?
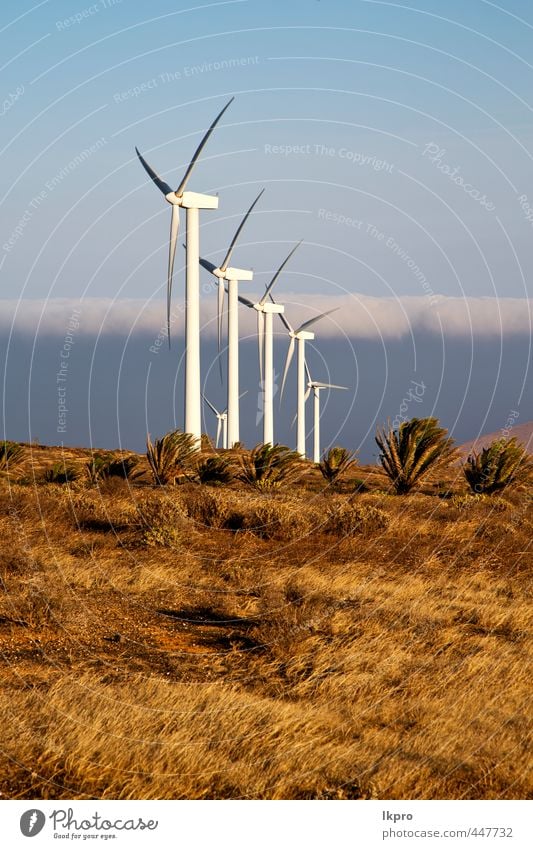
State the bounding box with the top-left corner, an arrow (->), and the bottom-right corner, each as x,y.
135,97 -> 233,442
238,242 -> 302,445
199,190 -> 264,448
277,307 -> 338,458
303,361 -> 348,463
202,394 -> 227,449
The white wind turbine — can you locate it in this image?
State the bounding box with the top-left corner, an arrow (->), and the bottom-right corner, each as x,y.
303,361 -> 348,463
202,394 -> 228,449
277,306 -> 339,457
135,96 -> 233,442
198,190 -> 264,448
237,241 -> 302,445
202,391 -> 247,449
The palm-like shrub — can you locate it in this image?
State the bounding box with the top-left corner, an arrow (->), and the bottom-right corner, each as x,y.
146,430 -> 198,485
463,438 -> 531,495
43,463 -> 80,484
319,446 -> 357,488
375,417 -> 457,494
86,453 -> 142,484
0,440 -> 24,473
196,455 -> 234,486
239,443 -> 304,491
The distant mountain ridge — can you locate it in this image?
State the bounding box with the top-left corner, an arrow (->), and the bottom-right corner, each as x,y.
459,421 -> 533,456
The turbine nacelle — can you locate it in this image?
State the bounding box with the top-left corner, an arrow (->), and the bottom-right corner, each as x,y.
179,191 -> 219,210
253,301 -> 284,314
291,329 -> 315,341
222,267 -> 254,282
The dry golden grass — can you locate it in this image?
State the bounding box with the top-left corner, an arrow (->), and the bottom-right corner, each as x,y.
0,446 -> 531,800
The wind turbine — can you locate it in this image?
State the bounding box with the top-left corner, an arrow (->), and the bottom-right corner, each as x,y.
202,391 -> 248,449
303,361 -> 348,463
202,394 -> 227,449
237,241 -> 302,445
135,96 -> 233,443
277,306 -> 339,458
198,190 -> 264,448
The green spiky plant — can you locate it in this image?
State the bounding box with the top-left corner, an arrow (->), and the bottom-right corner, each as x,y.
375,417 -> 457,494
0,440 -> 24,474
43,463 -> 80,485
196,455 -> 234,486
463,438 -> 531,495
239,443 -> 304,491
318,446 -> 358,489
146,430 -> 199,485
86,454 -> 142,485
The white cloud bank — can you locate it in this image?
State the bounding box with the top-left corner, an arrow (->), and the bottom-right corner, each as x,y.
0,295 -> 531,340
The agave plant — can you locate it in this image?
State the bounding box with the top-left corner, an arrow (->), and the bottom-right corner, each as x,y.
319,446 -> 357,488
146,430 -> 199,485
238,443 -> 304,491
86,453 -> 142,485
0,440 -> 24,473
43,463 -> 80,485
196,455 -> 234,486
463,438 -> 531,495
375,417 -> 457,494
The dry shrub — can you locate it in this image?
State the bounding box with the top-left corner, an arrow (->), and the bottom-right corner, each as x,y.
136,494 -> 189,548
183,489 -> 231,529
183,491 -> 316,540
324,499 -> 389,536
236,496 -> 316,540
68,492 -> 139,532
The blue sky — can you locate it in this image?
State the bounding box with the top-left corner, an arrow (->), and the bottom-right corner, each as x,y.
1,0 -> 532,453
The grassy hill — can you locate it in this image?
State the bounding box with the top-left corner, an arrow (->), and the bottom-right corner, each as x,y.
0,442 -> 531,800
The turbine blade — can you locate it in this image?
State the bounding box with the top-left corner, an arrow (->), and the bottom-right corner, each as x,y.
257,310 -> 264,384
238,389 -> 248,400
280,336 -> 295,400
269,294 -> 293,333
290,410 -> 298,429
314,382 -> 349,390
135,147 -> 173,196
216,417 -> 222,449
260,240 -> 302,305
175,97 -> 234,195
304,386 -> 312,403
199,256 -> 217,274
304,358 -> 312,385
217,279 -> 225,382
202,393 -> 219,416
167,204 -> 180,345
297,307 -> 339,333
238,293 -> 254,308
220,189 -> 265,271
